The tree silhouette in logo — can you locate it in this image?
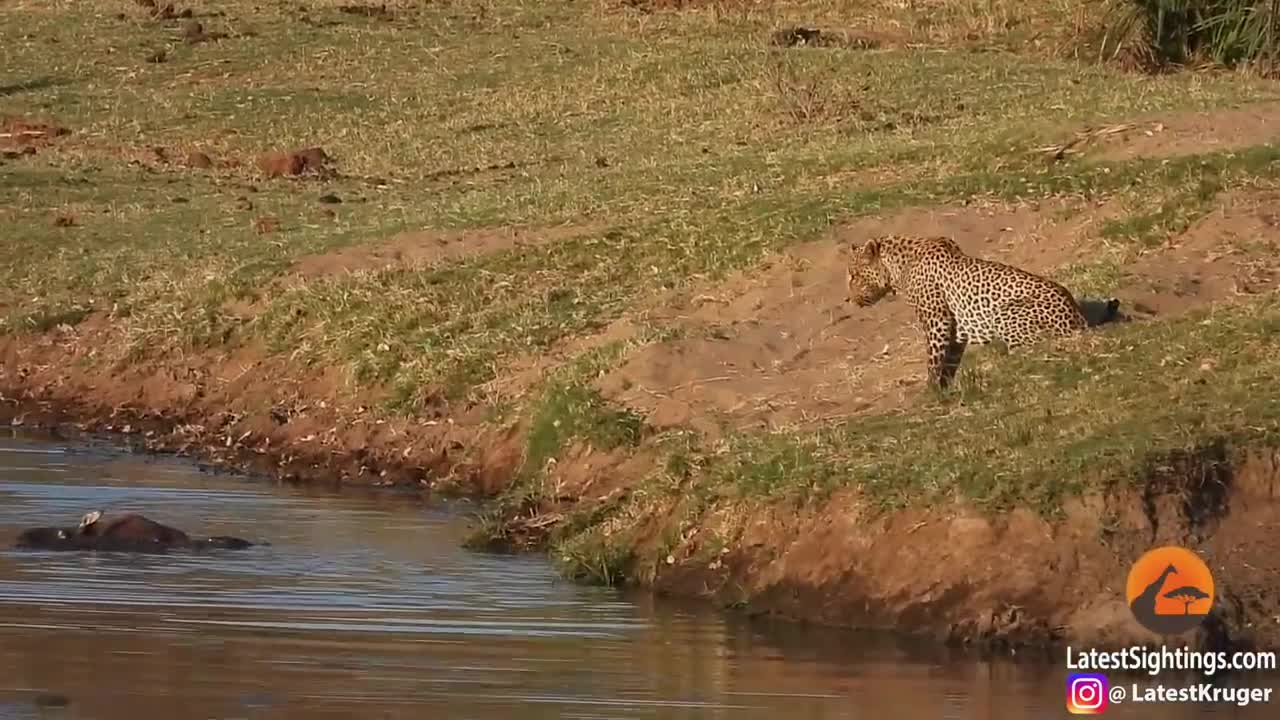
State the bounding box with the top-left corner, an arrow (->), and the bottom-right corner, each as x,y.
1164,585 -> 1211,615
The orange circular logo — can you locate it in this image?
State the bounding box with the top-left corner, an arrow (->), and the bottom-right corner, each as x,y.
1125,546 -> 1215,635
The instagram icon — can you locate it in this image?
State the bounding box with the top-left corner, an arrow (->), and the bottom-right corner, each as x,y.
1067,673 -> 1109,714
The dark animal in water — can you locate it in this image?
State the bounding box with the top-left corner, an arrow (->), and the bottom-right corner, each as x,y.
14,511 -> 255,552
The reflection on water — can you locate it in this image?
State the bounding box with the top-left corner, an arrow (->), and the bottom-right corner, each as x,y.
0,431 -> 1274,719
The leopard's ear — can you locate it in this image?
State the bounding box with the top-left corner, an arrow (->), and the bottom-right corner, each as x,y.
859,237 -> 881,261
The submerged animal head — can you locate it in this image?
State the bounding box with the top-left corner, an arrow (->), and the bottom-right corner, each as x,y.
15,526 -> 74,549
846,238 -> 894,307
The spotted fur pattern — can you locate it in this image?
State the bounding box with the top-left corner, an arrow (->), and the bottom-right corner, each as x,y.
846,234 -> 1110,389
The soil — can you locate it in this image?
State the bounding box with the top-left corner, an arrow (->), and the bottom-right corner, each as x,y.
1089,102 -> 1280,162
0,333 -> 497,495
0,118 -> 71,156
647,447 -> 1280,653
256,147 -> 335,179
1122,191 -> 1280,315
1,119 -> 238,176
593,195 -> 1278,437
180,20 -> 226,43
185,151 -> 214,169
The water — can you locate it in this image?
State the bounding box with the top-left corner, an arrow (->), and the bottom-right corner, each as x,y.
0,432 -> 1274,719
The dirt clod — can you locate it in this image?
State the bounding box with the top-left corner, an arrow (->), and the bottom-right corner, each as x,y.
2,120 -> 70,143
318,193 -> 342,204
185,151 -> 214,169
0,119 -> 70,159
255,151 -> 300,178
182,20 -> 207,43
145,49 -> 168,64
255,147 -> 336,179
294,146 -> 334,172
52,214 -> 76,228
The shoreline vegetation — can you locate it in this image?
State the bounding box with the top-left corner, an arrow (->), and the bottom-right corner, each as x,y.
5,0 -> 1280,651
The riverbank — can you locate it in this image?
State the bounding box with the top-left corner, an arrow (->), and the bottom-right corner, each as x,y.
6,330 -> 1280,656
5,0 -> 1280,653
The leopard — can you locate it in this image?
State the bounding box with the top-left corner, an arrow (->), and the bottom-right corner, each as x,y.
845,234 -> 1119,389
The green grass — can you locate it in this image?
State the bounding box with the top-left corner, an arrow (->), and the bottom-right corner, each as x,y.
5,0 -> 1280,584
1101,0 -> 1280,71
738,292 -> 1280,511
4,1 -> 1277,361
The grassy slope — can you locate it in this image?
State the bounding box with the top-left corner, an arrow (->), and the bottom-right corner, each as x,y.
4,0 -> 1280,580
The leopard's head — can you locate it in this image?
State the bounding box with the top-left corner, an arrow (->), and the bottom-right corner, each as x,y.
846,238 -> 893,307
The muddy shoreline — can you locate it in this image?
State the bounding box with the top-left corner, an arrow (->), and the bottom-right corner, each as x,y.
0,325 -> 520,495
4,332 -> 1279,657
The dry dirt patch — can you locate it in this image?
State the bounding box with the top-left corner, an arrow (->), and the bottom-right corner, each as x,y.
0,324 -> 490,492
288,223 -> 600,280
0,118 -> 70,157
1089,102 -> 1280,162
595,192 -> 1280,438
595,199 -> 1115,437
1119,190 -> 1280,317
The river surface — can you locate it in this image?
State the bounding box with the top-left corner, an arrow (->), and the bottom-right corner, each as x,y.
0,431 -> 1275,719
